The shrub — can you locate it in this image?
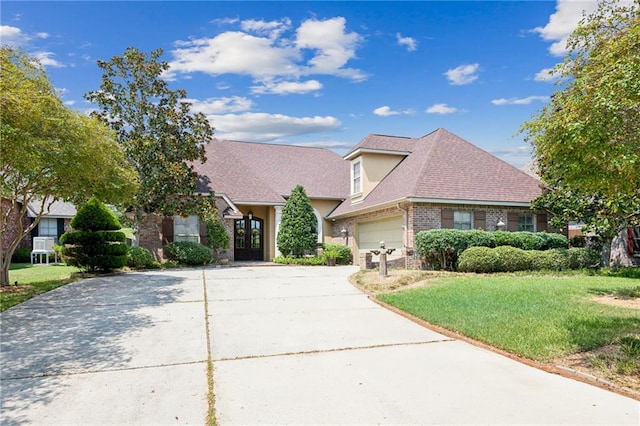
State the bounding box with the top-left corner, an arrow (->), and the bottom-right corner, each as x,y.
277,185 -> 317,257
127,246 -> 157,269
323,243 -> 351,265
457,246 -> 502,273
11,247 -> 31,263
60,197 -> 127,272
416,229 -> 569,270
205,218 -> 230,260
164,241 -> 211,265
458,246 -> 599,273
273,256 -> 327,266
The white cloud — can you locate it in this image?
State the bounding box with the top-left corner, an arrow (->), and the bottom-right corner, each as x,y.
1,25 -> 28,46
491,145 -> 533,168
396,33 -> 417,51
373,106 -> 414,117
533,67 -> 562,82
64,100 -> 76,106
208,112 -> 342,141
444,63 -> 480,86
425,103 -> 458,115
533,0 -> 599,56
491,95 -> 550,106
241,18 -> 291,40
167,16 -> 366,89
252,79 -> 323,95
293,140 -> 353,150
186,96 -> 253,114
35,32 -> 49,39
34,51 -> 65,68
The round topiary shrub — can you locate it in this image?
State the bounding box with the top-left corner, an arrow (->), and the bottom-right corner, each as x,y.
164,241 -> 212,265
127,246 -> 156,269
60,197 -> 127,272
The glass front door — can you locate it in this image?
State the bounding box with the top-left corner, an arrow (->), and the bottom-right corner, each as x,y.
234,216 -> 264,260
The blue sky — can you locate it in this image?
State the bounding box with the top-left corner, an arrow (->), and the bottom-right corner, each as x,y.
1,1 -> 604,167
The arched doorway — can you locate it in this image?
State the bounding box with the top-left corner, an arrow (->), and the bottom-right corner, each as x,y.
234,216 -> 264,261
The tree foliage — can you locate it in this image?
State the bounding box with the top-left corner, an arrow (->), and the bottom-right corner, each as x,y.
85,47 -> 216,219
277,185 -> 318,257
0,47 -> 138,286
60,197 -> 128,272
521,0 -> 640,247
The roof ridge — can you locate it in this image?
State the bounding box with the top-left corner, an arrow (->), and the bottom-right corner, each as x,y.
214,138 -> 334,152
407,130 -> 442,195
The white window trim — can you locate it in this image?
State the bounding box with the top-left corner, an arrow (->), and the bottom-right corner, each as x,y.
351,159 -> 362,196
453,211 -> 473,230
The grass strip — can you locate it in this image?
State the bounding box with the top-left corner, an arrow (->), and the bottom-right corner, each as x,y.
1,264 -> 81,311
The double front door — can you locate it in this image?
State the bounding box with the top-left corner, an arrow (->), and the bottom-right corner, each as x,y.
234,216 -> 264,261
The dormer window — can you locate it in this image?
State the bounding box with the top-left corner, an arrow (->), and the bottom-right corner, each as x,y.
351,159 -> 362,195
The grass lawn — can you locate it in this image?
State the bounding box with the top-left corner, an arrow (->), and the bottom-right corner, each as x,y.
353,270 -> 640,394
1,263 -> 81,311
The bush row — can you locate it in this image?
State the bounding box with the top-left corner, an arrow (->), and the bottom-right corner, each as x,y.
457,246 -> 600,273
415,229 -> 569,270
322,243 -> 352,265
273,256 -> 327,265
126,246 -> 159,269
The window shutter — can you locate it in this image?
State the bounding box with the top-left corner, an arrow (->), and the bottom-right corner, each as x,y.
507,212 -> 519,232
199,221 -> 208,246
473,211 -> 486,230
441,208 -> 454,228
57,218 -> 65,239
30,218 -> 39,239
536,213 -> 548,232
162,218 -> 174,243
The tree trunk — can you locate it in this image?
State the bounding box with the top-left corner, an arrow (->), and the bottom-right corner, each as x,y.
610,230 -> 634,267
600,237 -> 612,267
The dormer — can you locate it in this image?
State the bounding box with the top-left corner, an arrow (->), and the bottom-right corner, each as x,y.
345,148 -> 409,202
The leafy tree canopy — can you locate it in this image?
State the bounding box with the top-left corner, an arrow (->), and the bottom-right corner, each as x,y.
277,185 -> 318,257
85,47 -> 216,218
0,47 -> 138,286
521,0 -> 640,240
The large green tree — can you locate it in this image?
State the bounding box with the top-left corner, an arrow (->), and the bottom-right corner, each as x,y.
0,47 -> 138,286
277,185 -> 318,257
85,48 -> 216,240
521,0 -> 640,264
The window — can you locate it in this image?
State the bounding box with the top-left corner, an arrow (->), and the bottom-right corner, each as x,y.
39,218 -> 59,242
453,211 -> 472,230
174,215 -> 200,243
351,160 -> 362,195
518,214 -> 535,232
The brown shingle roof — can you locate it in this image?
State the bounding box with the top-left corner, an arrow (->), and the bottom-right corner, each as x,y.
194,139 -> 349,203
329,128 -> 542,218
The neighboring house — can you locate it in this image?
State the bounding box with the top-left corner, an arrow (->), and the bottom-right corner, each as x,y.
1,199 -> 76,254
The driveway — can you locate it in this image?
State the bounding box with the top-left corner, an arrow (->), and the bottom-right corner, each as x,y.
1,266 -> 639,425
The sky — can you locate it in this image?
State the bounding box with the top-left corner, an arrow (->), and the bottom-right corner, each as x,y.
0,1 -> 607,168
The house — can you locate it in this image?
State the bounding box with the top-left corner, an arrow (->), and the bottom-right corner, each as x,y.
154,128 -> 550,268
1,198 -> 76,254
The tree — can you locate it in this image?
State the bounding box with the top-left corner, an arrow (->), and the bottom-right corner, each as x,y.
277,185 -> 318,257
0,47 -> 138,286
60,197 -> 128,272
85,47 -> 216,248
205,216 -> 230,262
521,0 -> 640,265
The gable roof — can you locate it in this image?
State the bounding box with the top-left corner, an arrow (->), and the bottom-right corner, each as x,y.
27,199 -> 76,219
329,128 -> 543,218
194,139 -> 350,204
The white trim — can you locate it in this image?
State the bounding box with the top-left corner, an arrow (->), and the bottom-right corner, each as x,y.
313,209 -> 323,244
344,148 -> 410,161
274,206 -> 283,257
351,158 -> 362,195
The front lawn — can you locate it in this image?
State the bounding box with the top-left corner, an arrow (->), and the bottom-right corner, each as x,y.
353,270 -> 640,394
1,264 -> 81,311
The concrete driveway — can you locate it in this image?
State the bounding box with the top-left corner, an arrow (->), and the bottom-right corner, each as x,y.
1,265 -> 638,425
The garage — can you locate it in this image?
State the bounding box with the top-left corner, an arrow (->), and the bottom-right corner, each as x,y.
357,216 -> 403,252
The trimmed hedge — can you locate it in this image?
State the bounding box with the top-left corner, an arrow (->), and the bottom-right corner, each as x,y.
457,246 -> 600,273
415,229 -> 569,270
273,256 -> 327,265
163,241 -> 212,265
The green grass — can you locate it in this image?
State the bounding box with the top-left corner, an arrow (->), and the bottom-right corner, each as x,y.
1,263 -> 81,311
378,275 -> 640,362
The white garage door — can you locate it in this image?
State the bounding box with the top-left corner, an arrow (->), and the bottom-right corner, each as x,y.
358,216 -> 403,251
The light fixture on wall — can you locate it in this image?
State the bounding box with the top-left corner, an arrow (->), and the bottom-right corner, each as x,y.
497,218 -> 505,230
248,210 -> 253,220
341,228 -> 347,236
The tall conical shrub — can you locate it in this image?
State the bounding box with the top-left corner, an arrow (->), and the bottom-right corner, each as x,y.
277,185 -> 317,257
60,197 -> 128,272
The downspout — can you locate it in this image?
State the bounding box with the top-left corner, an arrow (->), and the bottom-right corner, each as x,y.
397,203 -> 409,269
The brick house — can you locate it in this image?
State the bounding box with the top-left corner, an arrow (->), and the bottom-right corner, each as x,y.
156,128 -> 551,267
